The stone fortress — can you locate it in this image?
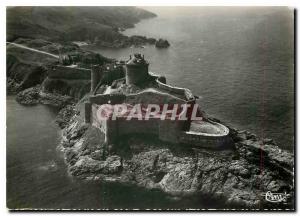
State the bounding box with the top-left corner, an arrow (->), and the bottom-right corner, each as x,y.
81,53 -> 231,148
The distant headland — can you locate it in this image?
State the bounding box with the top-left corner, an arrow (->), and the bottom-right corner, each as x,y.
7,7 -> 170,49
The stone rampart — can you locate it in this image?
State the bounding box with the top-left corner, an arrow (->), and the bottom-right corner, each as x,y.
116,117 -> 159,137
179,122 -> 230,148
48,65 -> 91,80
125,89 -> 187,105
89,94 -> 126,105
156,78 -> 194,101
90,100 -> 187,145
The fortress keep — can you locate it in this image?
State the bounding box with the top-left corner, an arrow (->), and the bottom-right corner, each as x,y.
84,54 -> 231,149
125,54 -> 149,85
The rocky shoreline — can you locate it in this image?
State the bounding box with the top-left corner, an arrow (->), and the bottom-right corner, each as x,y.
16,85 -> 75,108
46,95 -> 293,210
93,35 -> 161,49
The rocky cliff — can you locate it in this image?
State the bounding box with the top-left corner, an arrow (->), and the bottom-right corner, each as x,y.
7,43 -> 58,94
55,89 -> 294,210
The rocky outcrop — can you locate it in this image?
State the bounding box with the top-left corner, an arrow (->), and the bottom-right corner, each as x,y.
16,85 -> 74,108
155,39 -> 170,48
58,100 -> 294,209
16,85 -> 41,105
55,105 -> 79,128
94,35 -> 157,48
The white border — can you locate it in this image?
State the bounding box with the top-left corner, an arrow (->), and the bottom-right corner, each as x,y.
1,0 -> 298,215
0,0 -> 299,6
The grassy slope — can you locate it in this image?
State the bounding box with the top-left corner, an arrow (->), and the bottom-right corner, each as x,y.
7,6 -> 156,42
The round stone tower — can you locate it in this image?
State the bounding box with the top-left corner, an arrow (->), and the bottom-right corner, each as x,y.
125,53 -> 149,85
91,65 -> 102,92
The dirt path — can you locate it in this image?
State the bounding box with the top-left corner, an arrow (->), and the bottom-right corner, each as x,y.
7,42 -> 59,59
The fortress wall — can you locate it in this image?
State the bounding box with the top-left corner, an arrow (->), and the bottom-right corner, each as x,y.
91,104 -> 106,132
158,119 -> 186,144
89,89 -> 189,109
85,102 -> 92,123
125,64 -> 149,85
105,119 -> 118,144
91,104 -> 159,144
156,79 -> 185,95
116,118 -> 159,136
91,65 -> 103,92
155,75 -> 167,84
179,131 -> 229,149
89,94 -> 126,105
125,90 -> 186,106
104,118 -> 159,145
147,73 -> 166,84
102,67 -> 125,85
48,65 -> 91,80
91,104 -> 119,145
41,77 -> 90,99
90,99 -> 230,148
156,79 -> 194,100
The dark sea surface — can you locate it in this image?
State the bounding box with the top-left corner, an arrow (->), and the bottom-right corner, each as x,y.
86,7 -> 294,151
6,7 -> 294,209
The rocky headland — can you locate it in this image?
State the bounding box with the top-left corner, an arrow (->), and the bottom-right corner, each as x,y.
155,39 -> 171,48
52,87 -> 293,210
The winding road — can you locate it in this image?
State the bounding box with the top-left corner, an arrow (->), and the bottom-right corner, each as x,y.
6,42 -> 59,59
